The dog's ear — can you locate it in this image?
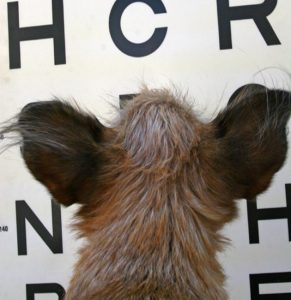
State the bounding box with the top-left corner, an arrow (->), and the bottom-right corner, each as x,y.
205,84 -> 291,199
16,100 -> 115,206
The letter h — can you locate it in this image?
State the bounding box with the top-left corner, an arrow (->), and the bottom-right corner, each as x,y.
247,184 -> 291,244
7,0 -> 66,69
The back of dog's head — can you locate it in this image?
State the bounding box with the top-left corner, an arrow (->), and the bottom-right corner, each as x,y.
1,85 -> 291,299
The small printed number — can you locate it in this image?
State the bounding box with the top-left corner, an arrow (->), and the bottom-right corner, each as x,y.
0,226 -> 8,232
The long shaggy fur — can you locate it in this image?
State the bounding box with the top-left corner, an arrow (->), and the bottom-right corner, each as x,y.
1,85 -> 291,299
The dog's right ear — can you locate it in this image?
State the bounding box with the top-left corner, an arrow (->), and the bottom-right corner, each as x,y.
8,100 -> 115,206
203,84 -> 291,200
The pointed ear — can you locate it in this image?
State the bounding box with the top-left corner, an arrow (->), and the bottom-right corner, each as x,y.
209,84 -> 291,199
17,100 -> 115,206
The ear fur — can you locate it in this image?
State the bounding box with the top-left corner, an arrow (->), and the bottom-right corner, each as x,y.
209,84 -> 291,199
3,100 -> 114,206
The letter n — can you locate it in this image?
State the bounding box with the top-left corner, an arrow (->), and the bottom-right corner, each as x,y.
16,199 -> 63,255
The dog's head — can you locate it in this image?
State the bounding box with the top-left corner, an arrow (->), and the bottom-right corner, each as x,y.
2,84 -> 291,298
4,85 -> 289,214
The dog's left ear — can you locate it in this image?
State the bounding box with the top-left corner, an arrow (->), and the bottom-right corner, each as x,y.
204,84 -> 291,199
17,100 -> 115,206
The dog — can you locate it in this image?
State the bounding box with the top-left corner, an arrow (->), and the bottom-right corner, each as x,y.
1,84 -> 291,299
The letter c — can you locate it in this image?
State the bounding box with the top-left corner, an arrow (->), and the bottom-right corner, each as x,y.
109,0 -> 168,57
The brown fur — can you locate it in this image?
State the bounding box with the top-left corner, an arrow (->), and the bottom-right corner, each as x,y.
1,85 -> 291,299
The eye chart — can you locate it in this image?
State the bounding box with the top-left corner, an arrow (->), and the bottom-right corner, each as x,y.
0,1 -> 290,299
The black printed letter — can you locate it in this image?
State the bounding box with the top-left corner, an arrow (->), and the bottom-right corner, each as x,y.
27,283 -> 65,300
16,199 -> 63,255
109,0 -> 167,57
7,0 -> 66,69
250,272 -> 291,299
119,93 -> 138,108
246,184 -> 291,244
217,0 -> 280,49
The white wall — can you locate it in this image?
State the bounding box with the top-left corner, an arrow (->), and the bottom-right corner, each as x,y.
0,0 -> 291,299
